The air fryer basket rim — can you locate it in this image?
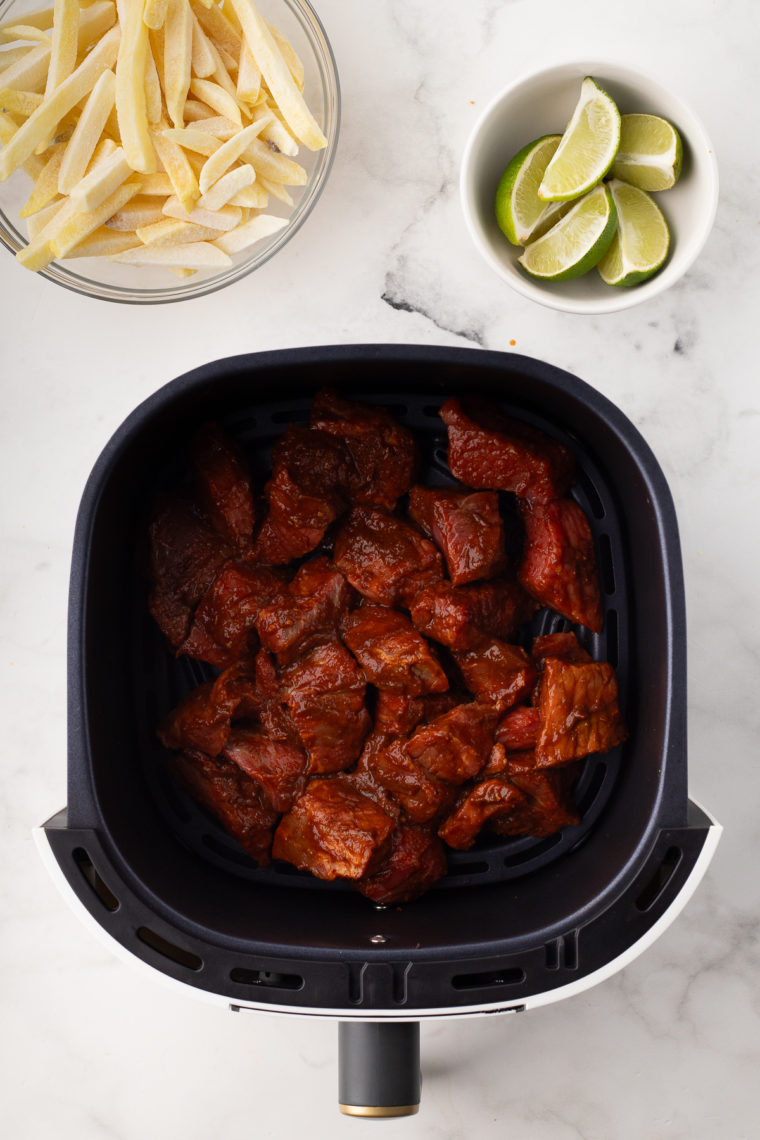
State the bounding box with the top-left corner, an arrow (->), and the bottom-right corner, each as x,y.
58,343 -> 703,1012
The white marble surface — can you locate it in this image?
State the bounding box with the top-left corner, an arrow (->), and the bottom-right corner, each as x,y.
2,0 -> 759,1136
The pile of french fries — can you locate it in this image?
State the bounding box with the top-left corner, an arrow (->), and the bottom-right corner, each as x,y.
0,0 -> 327,275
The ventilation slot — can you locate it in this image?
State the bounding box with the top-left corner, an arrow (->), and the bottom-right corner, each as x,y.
635,846 -> 682,912
137,927 -> 203,971
598,533 -> 615,595
73,847 -> 119,912
452,967 -> 525,991
605,608 -> 619,668
545,933 -> 579,970
231,967 -> 303,991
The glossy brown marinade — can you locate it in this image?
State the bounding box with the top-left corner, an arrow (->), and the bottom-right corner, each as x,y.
149,391 -> 626,904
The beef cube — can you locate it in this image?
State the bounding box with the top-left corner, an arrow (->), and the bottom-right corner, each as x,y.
495,706 -> 541,751
254,427 -> 352,564
272,776 -> 395,880
518,499 -> 602,633
435,493 -> 507,585
191,422 -> 255,552
223,726 -> 307,812
374,691 -> 425,736
148,493 -> 232,648
438,777 -> 529,850
481,742 -> 532,776
171,749 -> 278,864
531,631 -> 592,666
491,766 -> 581,838
281,642 -> 370,773
441,397 -> 574,505
407,485 -> 463,537
455,639 -> 536,711
406,702 -> 498,784
409,579 -> 536,651
250,650 -> 300,742
342,606 -> 449,696
158,662 -> 258,756
537,659 -> 627,767
310,388 -> 417,510
334,507 -> 443,606
370,738 -> 455,823
356,825 -> 448,904
257,557 -> 352,665
179,560 -> 285,669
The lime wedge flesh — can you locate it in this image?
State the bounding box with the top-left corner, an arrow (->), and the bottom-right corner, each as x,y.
609,113 -> 683,191
597,178 -> 670,286
495,134 -> 561,245
518,183 -> 618,281
538,77 -> 621,202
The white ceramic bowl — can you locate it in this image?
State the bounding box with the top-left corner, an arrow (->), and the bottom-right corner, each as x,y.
460,61 -> 719,314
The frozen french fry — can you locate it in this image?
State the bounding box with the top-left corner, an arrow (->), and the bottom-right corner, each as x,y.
144,38 -> 161,121
57,66 -> 115,192
45,0 -> 80,96
212,211 -> 285,254
179,112 -> 237,137
136,170 -> 173,194
0,43 -> 51,93
110,239 -> 231,265
142,0 -> 168,31
150,119 -> 198,206
267,19 -> 303,90
0,9 -> 55,42
260,111 -> 297,157
105,192 -> 166,227
227,0 -> 325,149
161,125 -> 221,155
1,25 -> 52,45
25,193 -> 64,236
242,133 -> 306,184
61,224 -> 140,256
16,191 -> 78,266
189,0 -> 239,61
197,159 -> 252,209
0,25 -> 119,180
0,87 -> 44,116
197,112 -> 268,193
163,0 -> 191,127
182,97 -> 216,120
189,10 -> 215,78
161,191 -> 239,229
236,41 -> 259,103
18,141 -> 65,214
135,215 -> 218,243
51,174 -> 140,255
189,76 -> 240,123
68,143 -> 131,209
116,0 -> 156,173
227,179 -> 267,208
76,1 -> 117,50
257,173 -> 292,205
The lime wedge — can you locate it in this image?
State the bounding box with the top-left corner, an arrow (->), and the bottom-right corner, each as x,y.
597,178 -> 670,286
495,134 -> 561,245
609,113 -> 683,191
518,183 -> 617,280
528,199 -> 574,241
538,77 -> 621,202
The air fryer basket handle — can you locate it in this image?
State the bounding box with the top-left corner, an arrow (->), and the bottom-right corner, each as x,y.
338,1021 -> 421,1117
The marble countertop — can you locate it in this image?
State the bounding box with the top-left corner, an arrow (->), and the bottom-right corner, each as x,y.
2,0 -> 758,1136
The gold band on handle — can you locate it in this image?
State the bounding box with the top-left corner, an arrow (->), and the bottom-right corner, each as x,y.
339,1104 -> 420,1118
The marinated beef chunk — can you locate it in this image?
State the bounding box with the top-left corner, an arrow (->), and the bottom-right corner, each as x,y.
171,749 -> 278,864
440,397 -> 574,505
257,557 -> 352,665
179,560 -> 285,669
148,493 -> 232,648
281,642 -> 370,773
370,738 -> 455,823
409,579 -> 536,651
374,691 -> 425,736
407,485 -> 462,537
518,499 -> 602,633
223,726 -> 307,812
254,427 -> 352,564
491,766 -> 581,837
249,650 -> 300,742
455,639 -> 536,711
438,777 -> 529,850
158,681 -> 232,757
356,825 -> 448,904
333,507 -> 443,607
343,606 -> 449,697
495,706 -> 541,752
531,631 -> 592,667
272,776 -> 395,880
310,388 -> 417,510
406,702 -> 498,784
434,492 -> 508,586
191,422 -> 255,552
537,659 -> 627,767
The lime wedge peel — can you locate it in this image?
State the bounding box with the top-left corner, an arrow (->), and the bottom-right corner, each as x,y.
538,77 -> 621,202
494,134 -> 561,245
597,178 -> 670,286
518,183 -> 618,281
609,113 -> 683,192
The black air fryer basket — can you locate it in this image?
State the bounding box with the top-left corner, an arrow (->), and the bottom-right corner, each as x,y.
37,345 -> 720,1117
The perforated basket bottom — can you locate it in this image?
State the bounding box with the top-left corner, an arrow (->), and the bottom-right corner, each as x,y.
133,390 -> 629,895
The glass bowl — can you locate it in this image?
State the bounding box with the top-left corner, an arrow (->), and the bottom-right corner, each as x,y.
0,0 -> 340,303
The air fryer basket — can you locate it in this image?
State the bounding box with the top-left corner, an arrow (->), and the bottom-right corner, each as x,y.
39,345 -> 718,1115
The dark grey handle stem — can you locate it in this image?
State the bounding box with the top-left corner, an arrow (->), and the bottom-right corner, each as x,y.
338,1021 -> 421,1117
